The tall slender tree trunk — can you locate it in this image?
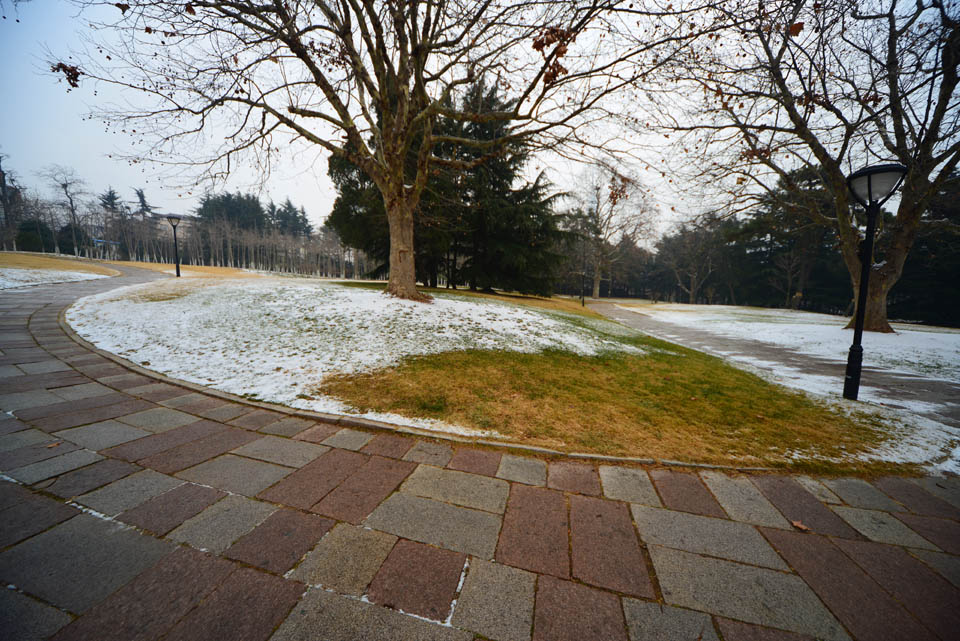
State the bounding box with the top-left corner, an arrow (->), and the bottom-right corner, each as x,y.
385,199 -> 427,301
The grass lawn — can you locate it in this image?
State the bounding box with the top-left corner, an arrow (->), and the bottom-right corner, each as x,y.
0,252 -> 120,276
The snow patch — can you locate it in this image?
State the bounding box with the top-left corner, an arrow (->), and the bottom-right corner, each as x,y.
0,267 -> 109,290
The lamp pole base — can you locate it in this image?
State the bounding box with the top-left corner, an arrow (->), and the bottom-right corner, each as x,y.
843,345 -> 863,400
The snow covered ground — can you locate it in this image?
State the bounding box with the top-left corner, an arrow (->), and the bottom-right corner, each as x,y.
0,267 -> 110,289
67,278 -> 640,437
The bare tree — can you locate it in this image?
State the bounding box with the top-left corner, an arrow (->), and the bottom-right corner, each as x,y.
642,0 -> 960,331
39,164 -> 88,257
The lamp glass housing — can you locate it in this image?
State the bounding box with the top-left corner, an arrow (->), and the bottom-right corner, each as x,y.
847,163 -> 907,206
166,214 -> 181,228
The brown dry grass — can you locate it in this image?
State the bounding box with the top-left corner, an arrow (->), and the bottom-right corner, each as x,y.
105,261 -> 261,278
0,252 -> 120,276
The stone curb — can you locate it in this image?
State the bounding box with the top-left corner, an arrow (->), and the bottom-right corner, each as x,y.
57,298 -> 776,474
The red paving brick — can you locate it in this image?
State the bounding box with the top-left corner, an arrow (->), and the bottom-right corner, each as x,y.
161,566 -> 304,641
165,395 -> 227,414
0,440 -> 82,470
649,469 -> 726,518
0,494 -> 78,547
45,459 -> 140,498
873,477 -> 960,520
14,393 -> 131,421
533,575 -> 627,641
833,537 -> 960,641
138,428 -> 259,474
570,494 -> 654,597
258,447 -> 367,509
892,512 -> 960,555
761,528 -> 937,641
496,484 -> 569,577
311,456 -> 416,524
3,372 -> 89,393
293,422 -> 340,444
130,384 -> 192,403
50,547 -> 235,641
102,420 -> 227,462
361,433 -> 414,459
118,483 -> 225,535
30,399 -> 156,432
228,409 -> 286,430
367,539 -> 465,621
224,509 -> 334,574
715,618 -> 817,641
100,373 -> 156,389
547,461 -> 602,495
752,475 -> 860,538
447,448 -> 502,476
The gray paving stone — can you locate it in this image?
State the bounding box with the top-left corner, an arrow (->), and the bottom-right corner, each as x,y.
794,476 -> 843,504
400,464 -> 510,513
169,493 -> 276,553
321,428 -> 374,451
622,599 -> 718,641
271,587 -> 472,641
0,588 -> 73,641
116,407 -> 197,433
290,523 -> 397,595
496,454 -> 546,486
631,505 -> 788,570
911,549 -> 960,588
9,449 -> 103,484
0,390 -> 63,412
830,506 -> 940,549
54,420 -> 151,451
0,365 -> 23,377
177,454 -> 293,496
0,428 -> 54,452
821,478 -> 906,512
232,436 -> 328,468
699,471 -> 790,528
259,416 -> 316,437
51,382 -> 115,401
910,476 -> 960,509
599,465 -> 661,505
403,440 -> 454,466
0,514 -> 173,614
18,360 -> 73,374
649,545 -> 849,641
76,469 -> 184,516
365,493 -> 501,559
452,559 -> 535,641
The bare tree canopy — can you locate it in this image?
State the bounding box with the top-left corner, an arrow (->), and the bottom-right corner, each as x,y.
642,0 -> 960,330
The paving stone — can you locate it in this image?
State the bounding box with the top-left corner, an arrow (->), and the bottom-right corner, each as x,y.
598,465 -> 661,505
699,471 -> 790,528
9,449 -> 103,484
0,493 -> 79,547
452,559 -> 535,641
161,566 -> 304,641
649,545 -> 849,641
0,364 -> 23,377
48,547 -> 235,641
910,549 -> 960,588
98,373 -> 155,390
622,599 -> 718,641
14,392 -> 133,422
18,360 -> 73,374
365,493 -> 501,558
368,539 -> 466,621
258,447 -> 367,509
892,512 -> 960,554
195,402 -> 253,422
138,427 -> 259,473
178,454 -> 293,496
0,389 -> 65,412
547,461 -> 601,495
312,455 -> 415,523
101,419 -> 227,462
50,382 -> 115,401
31,399 -> 155,432
362,433 -> 415,459
447,448 -> 501,476
496,454 -> 547,486
832,537 -> 960,641
224,508 -> 334,574
0,428 -> 55,452
909,476 -> 960,509
0,588 -> 73,641
116,407 -> 198,433
403,440 -> 453,466
0,439 -> 82,471
160,392 -> 220,410
169,494 -> 276,553
400,464 -> 509,513
271,587 -> 473,641
0,514 -> 173,613
533,575 -> 627,641
821,478 -> 906,512
290,522 -> 397,594
715,618 -> 817,641
77,469 -> 184,516
830,505 -> 939,549
44,459 -> 140,499
0,479 -> 35,511
118,482 -> 225,535
258,416 -> 316,437
232,435 -> 328,468
650,469 -> 726,518
321,427 -> 374,451
872,476 -> 960,520
228,408 -> 286,430
3,372 -> 87,395
496,484 -> 569,577
293,422 -> 341,444
571,495 -> 653,597
0,417 -> 30,436
752,475 -> 860,538
54,420 -> 151,450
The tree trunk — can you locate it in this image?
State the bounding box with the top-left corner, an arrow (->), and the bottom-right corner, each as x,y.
845,273 -> 894,333
591,256 -> 602,299
385,198 -> 429,302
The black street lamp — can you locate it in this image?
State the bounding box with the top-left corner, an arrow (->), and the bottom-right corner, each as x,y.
842,163 -> 907,400
166,214 -> 182,278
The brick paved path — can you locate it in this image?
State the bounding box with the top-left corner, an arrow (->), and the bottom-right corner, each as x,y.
1,266 -> 959,641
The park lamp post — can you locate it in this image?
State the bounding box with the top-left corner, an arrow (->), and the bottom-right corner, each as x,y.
166,214 -> 182,278
842,163 -> 907,400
